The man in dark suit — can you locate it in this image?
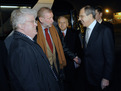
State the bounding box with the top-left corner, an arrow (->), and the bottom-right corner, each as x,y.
58,16 -> 83,91
78,5 -> 114,91
95,6 -> 115,42
7,8 -> 60,91
0,40 -> 10,91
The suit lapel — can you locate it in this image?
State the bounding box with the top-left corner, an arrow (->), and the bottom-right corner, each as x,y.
86,22 -> 100,48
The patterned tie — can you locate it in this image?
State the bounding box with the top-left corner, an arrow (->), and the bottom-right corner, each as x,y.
85,28 -> 90,46
44,28 -> 53,53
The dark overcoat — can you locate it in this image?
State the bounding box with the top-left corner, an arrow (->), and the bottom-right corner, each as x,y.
7,31 -> 60,91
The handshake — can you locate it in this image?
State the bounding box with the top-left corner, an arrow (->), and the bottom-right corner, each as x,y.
73,56 -> 81,68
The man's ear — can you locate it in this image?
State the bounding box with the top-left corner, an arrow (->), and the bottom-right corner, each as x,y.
18,24 -> 24,30
38,17 -> 43,22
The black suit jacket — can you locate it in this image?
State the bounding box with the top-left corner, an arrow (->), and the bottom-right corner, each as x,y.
64,28 -> 82,61
101,21 -> 115,42
101,21 -> 114,32
7,31 -> 60,91
62,28 -> 82,81
0,40 -> 10,91
83,22 -> 114,86
53,23 -> 76,60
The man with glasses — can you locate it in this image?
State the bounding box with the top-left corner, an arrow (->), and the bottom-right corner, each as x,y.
7,8 -> 60,91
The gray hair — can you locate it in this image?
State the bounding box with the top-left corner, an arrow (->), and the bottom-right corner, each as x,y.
84,5 -> 95,18
11,8 -> 37,30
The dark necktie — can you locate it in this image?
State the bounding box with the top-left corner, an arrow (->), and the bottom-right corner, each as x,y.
44,28 -> 53,53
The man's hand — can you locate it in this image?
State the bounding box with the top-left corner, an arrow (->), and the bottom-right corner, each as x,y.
73,56 -> 81,64
101,78 -> 109,90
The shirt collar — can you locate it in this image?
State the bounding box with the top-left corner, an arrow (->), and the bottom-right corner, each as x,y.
26,35 -> 33,41
61,28 -> 67,35
88,20 -> 97,30
41,25 -> 48,31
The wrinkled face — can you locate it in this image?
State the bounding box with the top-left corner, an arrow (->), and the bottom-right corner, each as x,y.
22,14 -> 37,38
58,17 -> 68,31
39,12 -> 54,28
78,8 -> 91,27
95,10 -> 102,22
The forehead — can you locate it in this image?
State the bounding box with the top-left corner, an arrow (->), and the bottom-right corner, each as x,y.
44,12 -> 53,17
59,17 -> 67,21
79,8 -> 85,15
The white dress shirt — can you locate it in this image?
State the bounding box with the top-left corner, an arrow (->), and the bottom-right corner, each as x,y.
85,20 -> 97,44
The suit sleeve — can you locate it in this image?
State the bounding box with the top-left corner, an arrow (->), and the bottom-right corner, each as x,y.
103,27 -> 115,80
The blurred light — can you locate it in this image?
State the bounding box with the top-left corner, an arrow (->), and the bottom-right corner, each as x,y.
0,6 -> 19,8
118,13 -> 121,15
105,9 -> 109,13
20,6 -> 31,8
0,6 -> 31,9
104,18 -> 107,21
